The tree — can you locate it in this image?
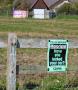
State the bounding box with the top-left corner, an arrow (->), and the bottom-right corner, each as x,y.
13,0 -> 28,10
56,3 -> 77,15
73,3 -> 78,14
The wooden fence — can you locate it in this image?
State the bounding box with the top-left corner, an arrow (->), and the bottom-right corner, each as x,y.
0,33 -> 78,90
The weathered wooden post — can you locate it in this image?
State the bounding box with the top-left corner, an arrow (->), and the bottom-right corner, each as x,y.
7,33 -> 17,90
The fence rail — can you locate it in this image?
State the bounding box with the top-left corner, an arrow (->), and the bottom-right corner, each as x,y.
0,38 -> 78,48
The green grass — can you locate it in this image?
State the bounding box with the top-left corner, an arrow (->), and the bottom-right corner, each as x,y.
40,75 -> 65,90
0,49 -> 7,64
56,15 -> 78,20
0,16 -> 78,38
23,75 -> 66,90
0,75 -> 6,89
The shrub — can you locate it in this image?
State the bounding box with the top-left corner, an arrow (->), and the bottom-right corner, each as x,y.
57,3 -> 78,15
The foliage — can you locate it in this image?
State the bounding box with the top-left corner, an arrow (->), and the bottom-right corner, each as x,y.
16,81 -> 19,90
14,0 -> 28,10
57,3 -> 78,15
0,76 -> 6,90
23,75 -> 65,90
0,0 -> 13,16
0,49 -> 7,64
40,76 -> 65,90
56,15 -> 78,19
0,0 -> 13,9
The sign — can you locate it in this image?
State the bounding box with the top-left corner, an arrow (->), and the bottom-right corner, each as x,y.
47,40 -> 68,72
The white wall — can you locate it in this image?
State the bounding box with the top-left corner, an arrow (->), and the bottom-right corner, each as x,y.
13,10 -> 28,18
33,9 -> 49,19
33,9 -> 44,19
44,10 -> 49,19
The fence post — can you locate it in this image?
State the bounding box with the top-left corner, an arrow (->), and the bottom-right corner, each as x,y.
7,33 -> 17,90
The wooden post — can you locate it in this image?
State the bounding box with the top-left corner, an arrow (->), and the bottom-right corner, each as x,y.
7,33 -> 17,90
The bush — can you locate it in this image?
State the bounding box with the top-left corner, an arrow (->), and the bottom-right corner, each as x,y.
74,3 -> 78,14
57,3 -> 78,15
0,77 -> 6,90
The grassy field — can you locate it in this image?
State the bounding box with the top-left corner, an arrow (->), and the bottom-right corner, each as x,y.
0,16 -> 78,38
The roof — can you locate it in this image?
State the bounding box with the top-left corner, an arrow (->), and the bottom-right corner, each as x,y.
13,0 -> 78,10
26,0 -> 59,9
30,0 -> 49,10
44,0 -> 59,7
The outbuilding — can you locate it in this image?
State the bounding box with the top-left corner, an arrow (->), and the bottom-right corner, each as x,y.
13,0 -> 28,18
30,0 -> 50,19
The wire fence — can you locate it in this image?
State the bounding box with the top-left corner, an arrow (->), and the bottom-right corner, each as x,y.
0,7 -> 12,17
